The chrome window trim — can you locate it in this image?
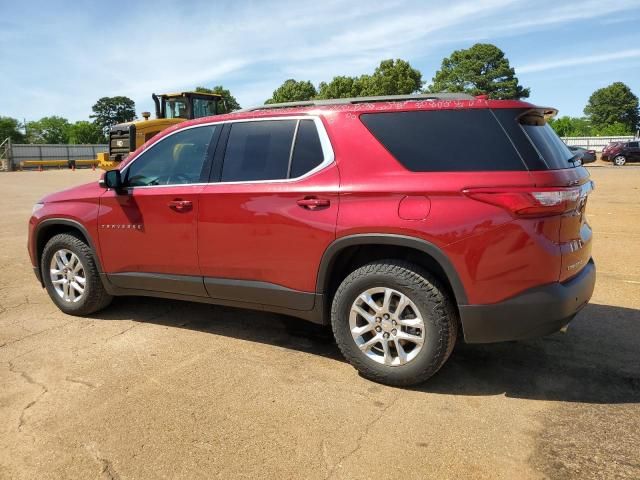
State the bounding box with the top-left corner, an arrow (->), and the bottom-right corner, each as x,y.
120,115 -> 335,189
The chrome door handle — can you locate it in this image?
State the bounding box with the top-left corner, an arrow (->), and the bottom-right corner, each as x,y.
168,199 -> 193,211
296,197 -> 330,210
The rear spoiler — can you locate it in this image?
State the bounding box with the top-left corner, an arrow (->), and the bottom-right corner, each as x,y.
538,107 -> 558,120
518,107 -> 559,126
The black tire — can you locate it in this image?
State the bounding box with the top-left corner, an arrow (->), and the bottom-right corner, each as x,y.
613,155 -> 626,166
331,260 -> 457,387
41,233 -> 112,316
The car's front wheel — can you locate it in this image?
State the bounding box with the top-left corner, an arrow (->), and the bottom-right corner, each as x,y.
613,155 -> 626,166
41,233 -> 113,316
331,260 -> 457,386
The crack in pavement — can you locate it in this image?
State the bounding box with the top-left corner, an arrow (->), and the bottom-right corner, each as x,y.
84,443 -> 121,480
0,319 -> 76,350
106,324 -> 136,340
99,457 -> 120,480
324,393 -> 401,479
8,356 -> 48,436
0,293 -> 45,316
65,376 -> 96,388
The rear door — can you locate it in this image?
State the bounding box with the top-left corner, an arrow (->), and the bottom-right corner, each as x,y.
197,117 -> 339,309
627,141 -> 640,161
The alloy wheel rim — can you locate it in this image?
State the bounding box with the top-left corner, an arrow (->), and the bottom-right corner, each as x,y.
614,156 -> 625,166
349,287 -> 425,367
49,249 -> 86,303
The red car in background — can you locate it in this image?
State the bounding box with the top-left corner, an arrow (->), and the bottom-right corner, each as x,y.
602,140 -> 640,166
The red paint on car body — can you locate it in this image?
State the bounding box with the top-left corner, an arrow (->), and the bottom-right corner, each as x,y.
28,96 -> 593,320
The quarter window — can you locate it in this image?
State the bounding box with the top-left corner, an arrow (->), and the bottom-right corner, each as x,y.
290,120 -> 324,178
361,110 -> 525,171
125,126 -> 215,186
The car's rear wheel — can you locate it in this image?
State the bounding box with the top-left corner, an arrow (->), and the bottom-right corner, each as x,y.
41,233 -> 112,316
613,155 -> 626,166
331,260 -> 457,386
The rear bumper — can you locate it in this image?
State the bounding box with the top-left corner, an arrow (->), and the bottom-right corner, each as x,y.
459,259 -> 595,343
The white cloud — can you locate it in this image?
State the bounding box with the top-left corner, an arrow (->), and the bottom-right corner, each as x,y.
517,48 -> 640,74
1,0 -> 639,121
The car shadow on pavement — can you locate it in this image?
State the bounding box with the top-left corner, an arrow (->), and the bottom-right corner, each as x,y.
94,299 -> 640,404
94,296 -> 343,361
422,303 -> 640,404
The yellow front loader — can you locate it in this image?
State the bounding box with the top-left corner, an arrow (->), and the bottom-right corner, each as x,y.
98,91 -> 223,170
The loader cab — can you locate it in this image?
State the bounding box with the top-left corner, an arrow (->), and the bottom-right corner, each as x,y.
102,92 -> 223,168
152,92 -> 222,120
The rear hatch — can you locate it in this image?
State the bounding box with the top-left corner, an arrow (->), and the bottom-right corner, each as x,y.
516,110 -> 594,282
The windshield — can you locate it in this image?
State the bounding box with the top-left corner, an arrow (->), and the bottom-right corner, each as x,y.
192,98 -> 217,118
164,98 -> 189,119
521,122 -> 577,169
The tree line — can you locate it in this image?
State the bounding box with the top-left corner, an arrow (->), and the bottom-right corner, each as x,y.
548,82 -> 639,137
0,96 -> 135,145
1,43 -> 638,144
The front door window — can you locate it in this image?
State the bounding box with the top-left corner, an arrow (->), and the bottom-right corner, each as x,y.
124,126 -> 216,186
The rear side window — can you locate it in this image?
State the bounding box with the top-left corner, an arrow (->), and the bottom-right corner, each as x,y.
629,142 -> 639,148
360,110 -> 525,171
290,120 -> 324,178
221,120 -> 297,182
220,119 -> 326,182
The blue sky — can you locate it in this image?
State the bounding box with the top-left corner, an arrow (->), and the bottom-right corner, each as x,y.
1,0 -> 639,122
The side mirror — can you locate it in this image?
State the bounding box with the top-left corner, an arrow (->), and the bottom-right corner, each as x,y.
99,169 -> 124,192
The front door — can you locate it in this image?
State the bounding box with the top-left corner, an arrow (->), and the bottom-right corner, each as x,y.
198,118 -> 339,309
98,124 -> 218,296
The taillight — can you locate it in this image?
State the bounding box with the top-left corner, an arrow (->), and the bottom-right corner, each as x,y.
463,184 -> 593,218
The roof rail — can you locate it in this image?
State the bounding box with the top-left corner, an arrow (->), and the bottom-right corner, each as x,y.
238,93 -> 476,112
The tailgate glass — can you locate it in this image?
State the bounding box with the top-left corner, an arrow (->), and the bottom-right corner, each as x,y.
521,123 -> 578,170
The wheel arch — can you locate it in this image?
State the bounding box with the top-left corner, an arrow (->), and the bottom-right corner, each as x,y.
316,234 -> 467,306
34,219 -> 103,286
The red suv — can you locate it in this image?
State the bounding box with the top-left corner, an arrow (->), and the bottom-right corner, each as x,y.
601,140 -> 640,166
28,94 -> 595,386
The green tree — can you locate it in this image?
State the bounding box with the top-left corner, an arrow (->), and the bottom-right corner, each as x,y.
90,96 -> 136,135
68,121 -> 105,144
0,116 -> 25,143
195,85 -> 241,113
359,59 -> 422,96
26,116 -> 72,144
594,122 -> 633,136
316,59 -> 422,100
317,75 -> 363,99
584,82 -> 639,133
429,43 -> 529,99
548,116 -> 593,137
265,79 -> 317,104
